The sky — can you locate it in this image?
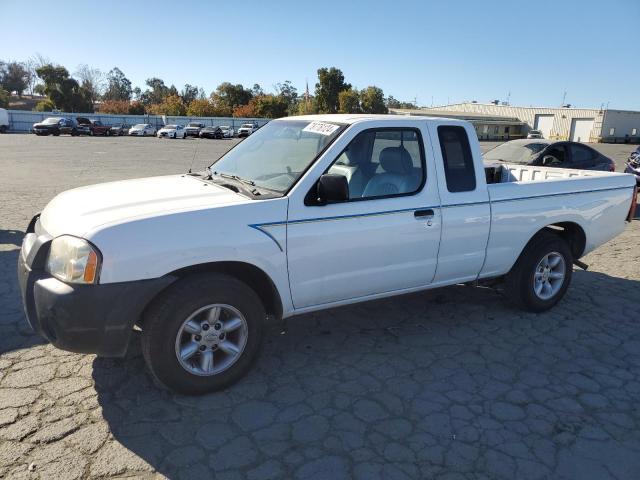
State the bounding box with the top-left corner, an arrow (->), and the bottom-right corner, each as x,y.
2,0 -> 638,110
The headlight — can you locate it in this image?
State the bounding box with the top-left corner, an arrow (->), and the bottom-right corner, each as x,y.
46,236 -> 101,284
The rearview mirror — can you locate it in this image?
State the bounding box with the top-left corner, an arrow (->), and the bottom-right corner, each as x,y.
315,174 -> 349,205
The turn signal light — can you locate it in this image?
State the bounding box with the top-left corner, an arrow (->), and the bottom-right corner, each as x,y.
83,251 -> 98,283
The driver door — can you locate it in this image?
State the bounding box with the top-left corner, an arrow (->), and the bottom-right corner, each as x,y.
286,126 -> 441,310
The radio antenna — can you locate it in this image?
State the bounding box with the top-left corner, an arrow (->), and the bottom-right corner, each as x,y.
188,139 -> 200,174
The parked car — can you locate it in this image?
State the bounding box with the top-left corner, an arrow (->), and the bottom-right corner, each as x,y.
199,126 -> 224,139
157,124 -> 186,139
73,117 -> 93,136
109,124 -> 129,136
625,147 -> 640,185
484,139 -> 615,172
527,129 -> 543,139
86,119 -> 112,136
185,122 -> 205,137
220,125 -> 234,138
18,115 -> 638,394
237,122 -> 258,137
0,108 -> 8,133
129,124 -> 157,136
32,117 -> 67,135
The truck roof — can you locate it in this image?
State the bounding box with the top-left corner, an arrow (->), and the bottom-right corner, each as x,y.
284,113 -> 465,125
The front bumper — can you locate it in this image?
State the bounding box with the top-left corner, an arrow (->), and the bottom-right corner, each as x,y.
18,216 -> 175,357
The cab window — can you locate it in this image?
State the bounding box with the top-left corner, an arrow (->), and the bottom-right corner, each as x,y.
327,128 -> 425,200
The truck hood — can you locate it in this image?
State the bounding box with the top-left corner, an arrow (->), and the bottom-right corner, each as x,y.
39,175 -> 248,238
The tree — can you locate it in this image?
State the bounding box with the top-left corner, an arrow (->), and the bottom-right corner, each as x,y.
251,83 -> 264,97
103,67 -> 132,101
98,99 -> 131,114
75,64 -> 104,103
315,67 -> 350,114
0,88 -> 9,108
297,95 -> 317,115
360,86 -> 388,114
34,99 -> 55,111
233,102 -> 257,118
338,88 -> 361,113
187,98 -> 216,117
275,80 -> 298,115
148,94 -> 186,116
36,64 -> 93,112
211,82 -> 253,114
141,77 -> 170,105
181,84 -> 200,105
0,61 -> 29,96
386,96 -> 417,109
253,95 -> 289,118
128,101 -> 145,115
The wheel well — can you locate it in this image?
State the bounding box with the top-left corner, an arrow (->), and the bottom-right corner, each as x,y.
543,222 -> 586,259
139,262 -> 283,328
175,262 -> 283,320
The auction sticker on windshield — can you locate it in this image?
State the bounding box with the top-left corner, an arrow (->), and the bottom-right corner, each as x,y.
302,121 -> 340,136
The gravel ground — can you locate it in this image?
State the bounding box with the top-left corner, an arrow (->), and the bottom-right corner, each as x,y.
0,134 -> 639,479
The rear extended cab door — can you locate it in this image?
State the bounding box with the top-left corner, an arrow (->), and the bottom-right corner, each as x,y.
426,120 -> 491,284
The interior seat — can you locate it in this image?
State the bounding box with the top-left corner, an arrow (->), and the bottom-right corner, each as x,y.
327,133 -> 372,198
363,146 -> 419,197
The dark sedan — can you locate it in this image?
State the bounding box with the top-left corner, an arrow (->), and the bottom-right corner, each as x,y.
32,117 -> 68,136
199,126 -> 224,139
484,139 -> 615,172
109,124 -> 130,136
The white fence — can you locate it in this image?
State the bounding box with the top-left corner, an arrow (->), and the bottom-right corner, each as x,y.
4,110 -> 269,133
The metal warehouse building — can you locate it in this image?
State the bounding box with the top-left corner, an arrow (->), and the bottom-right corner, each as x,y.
393,103 -> 640,144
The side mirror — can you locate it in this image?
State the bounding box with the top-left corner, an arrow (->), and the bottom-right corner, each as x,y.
315,174 -> 349,205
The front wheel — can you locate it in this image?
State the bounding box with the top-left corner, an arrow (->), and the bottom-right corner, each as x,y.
141,273 -> 265,395
505,231 -> 573,312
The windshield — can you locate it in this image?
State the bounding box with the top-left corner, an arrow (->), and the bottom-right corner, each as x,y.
220,126 -> 230,130
133,124 -> 147,129
188,123 -> 200,127
164,125 -> 178,129
210,120 -> 343,193
484,142 -> 547,164
43,117 -> 62,124
241,124 -> 253,128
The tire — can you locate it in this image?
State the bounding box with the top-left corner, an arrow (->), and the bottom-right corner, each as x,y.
0,125 -> 6,133
504,231 -> 573,312
141,273 -> 266,395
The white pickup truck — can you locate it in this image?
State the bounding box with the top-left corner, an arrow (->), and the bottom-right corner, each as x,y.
18,115 -> 637,394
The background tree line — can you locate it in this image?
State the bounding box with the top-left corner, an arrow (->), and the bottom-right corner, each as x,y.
0,56 -> 417,117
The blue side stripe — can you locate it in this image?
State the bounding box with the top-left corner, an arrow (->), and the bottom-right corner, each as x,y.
249,184 -> 634,248
490,185 -> 634,203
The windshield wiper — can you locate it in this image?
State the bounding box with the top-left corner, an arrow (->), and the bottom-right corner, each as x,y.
214,171 -> 256,186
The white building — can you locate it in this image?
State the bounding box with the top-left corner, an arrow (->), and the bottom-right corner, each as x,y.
402,102 -> 640,143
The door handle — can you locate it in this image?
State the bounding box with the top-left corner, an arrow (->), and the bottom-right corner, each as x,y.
414,209 -> 434,218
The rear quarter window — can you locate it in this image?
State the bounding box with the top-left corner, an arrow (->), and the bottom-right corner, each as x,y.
437,126 -> 476,192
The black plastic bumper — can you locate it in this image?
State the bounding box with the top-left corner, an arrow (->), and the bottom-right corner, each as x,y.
18,218 -> 176,357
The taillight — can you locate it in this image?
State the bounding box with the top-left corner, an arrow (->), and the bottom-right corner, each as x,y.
627,186 -> 638,222
608,163 -> 615,172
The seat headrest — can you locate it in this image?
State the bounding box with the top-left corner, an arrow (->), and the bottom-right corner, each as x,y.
380,147 -> 413,174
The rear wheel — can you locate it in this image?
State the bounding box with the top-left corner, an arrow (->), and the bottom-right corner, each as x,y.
505,231 -> 573,312
141,273 -> 265,395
